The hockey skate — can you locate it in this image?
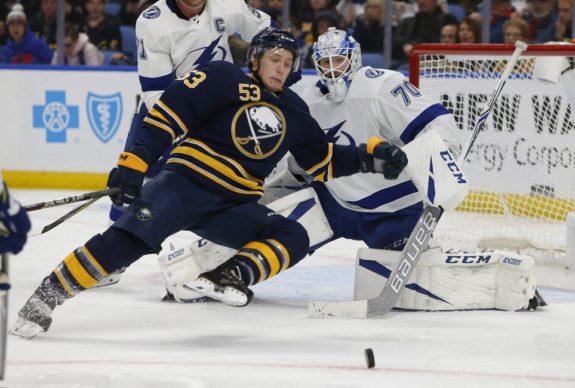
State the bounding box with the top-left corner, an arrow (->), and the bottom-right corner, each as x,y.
10,278 -> 62,339
184,263 -> 253,307
92,267 -> 125,288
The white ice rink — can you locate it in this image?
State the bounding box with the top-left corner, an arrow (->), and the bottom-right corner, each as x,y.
3,189 -> 575,388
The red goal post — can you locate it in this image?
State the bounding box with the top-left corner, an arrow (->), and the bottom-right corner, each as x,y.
407,43 -> 575,258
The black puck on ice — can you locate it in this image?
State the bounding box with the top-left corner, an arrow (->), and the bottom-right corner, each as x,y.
364,348 -> 375,368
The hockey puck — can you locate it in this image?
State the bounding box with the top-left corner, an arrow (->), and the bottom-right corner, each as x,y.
364,348 -> 375,368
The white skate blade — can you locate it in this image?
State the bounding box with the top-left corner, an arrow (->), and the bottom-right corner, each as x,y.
92,272 -> 123,288
9,317 -> 46,339
184,279 -> 249,307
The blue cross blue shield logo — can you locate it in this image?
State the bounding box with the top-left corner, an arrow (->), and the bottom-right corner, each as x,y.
87,92 -> 123,143
33,91 -> 79,143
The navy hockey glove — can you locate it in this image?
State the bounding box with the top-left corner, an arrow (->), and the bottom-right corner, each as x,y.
359,137 -> 408,180
0,182 -> 31,254
107,146 -> 152,206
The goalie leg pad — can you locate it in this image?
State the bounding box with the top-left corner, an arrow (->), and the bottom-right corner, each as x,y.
158,240 -> 236,302
354,248 -> 536,311
158,187 -> 334,301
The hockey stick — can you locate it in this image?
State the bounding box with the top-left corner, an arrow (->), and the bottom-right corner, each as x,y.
458,40 -> 528,164
309,42 -> 528,319
24,187 -> 120,212
33,196 -> 102,236
0,252 -> 9,380
309,205 -> 442,318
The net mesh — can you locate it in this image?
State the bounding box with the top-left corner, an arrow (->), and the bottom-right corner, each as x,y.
411,46 -> 575,257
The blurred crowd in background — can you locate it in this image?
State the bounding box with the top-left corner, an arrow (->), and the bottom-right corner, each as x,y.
0,0 -> 573,69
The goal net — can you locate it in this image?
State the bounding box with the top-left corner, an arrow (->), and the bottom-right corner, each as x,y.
409,43 -> 575,265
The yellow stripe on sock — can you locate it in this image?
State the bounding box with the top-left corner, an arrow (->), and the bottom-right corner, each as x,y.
245,241 -> 281,277
236,251 -> 265,283
63,252 -> 98,289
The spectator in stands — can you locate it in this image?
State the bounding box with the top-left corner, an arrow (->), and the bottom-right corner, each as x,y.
352,0 -> 387,53
458,16 -> 482,43
489,0 -> 515,43
555,0 -> 573,41
296,0 -> 340,48
65,0 -> 85,24
28,0 -> 57,50
118,0 -> 139,27
2,4 -> 53,64
80,0 -> 122,51
525,0 -> 558,43
53,23 -> 103,65
503,17 -> 529,43
440,23 -> 458,43
303,10 -> 340,67
393,0 -> 457,64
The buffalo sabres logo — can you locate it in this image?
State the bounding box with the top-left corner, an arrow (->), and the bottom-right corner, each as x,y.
232,102 -> 286,159
87,92 -> 122,143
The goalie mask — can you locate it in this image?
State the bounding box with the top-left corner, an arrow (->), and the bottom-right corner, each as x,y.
312,27 -> 362,102
247,27 -> 301,88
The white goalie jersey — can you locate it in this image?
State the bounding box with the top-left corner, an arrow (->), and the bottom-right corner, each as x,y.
136,0 -> 270,109
299,67 -> 460,214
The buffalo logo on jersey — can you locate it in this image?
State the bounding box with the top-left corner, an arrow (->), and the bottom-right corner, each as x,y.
231,102 -> 286,159
143,5 -> 160,19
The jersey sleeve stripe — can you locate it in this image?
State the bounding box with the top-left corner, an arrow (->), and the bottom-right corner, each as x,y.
400,103 -> 450,144
157,101 -> 189,134
139,73 -> 174,92
143,116 -> 177,140
304,143 -> 333,177
148,107 -> 171,124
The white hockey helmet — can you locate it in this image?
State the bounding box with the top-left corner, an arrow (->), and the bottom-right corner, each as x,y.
312,27 -> 362,102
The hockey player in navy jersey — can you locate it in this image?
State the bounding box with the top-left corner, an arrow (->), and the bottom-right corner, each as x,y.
98,0 -> 273,287
10,27 -> 408,338
107,0 -> 272,220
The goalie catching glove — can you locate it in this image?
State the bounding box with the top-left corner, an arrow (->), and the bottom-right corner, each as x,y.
359,137 -> 408,180
107,146 -> 153,206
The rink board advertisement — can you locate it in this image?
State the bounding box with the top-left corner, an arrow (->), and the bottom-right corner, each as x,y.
0,67 -> 140,176
421,78 -> 575,199
0,66 -> 318,188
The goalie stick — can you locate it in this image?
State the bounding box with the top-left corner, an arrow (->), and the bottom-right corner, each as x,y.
309,41 -> 529,319
458,40 -> 528,164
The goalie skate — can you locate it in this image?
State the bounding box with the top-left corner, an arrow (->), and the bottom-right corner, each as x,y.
184,265 -> 253,307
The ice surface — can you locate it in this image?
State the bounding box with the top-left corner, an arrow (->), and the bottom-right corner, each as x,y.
3,189 -> 575,388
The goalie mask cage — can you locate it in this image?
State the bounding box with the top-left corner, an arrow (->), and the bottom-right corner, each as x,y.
409,43 -> 575,263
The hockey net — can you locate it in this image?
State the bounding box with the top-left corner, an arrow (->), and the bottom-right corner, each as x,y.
409,43 -> 575,266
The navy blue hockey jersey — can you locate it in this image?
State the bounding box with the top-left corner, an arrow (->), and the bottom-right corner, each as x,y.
137,61 -> 361,202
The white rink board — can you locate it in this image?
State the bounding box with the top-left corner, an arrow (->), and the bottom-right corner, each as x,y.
0,66 -> 318,174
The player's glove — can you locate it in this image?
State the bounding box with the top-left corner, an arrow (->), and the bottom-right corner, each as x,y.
107,146 -> 153,206
0,182 -> 32,254
359,137 -> 408,180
